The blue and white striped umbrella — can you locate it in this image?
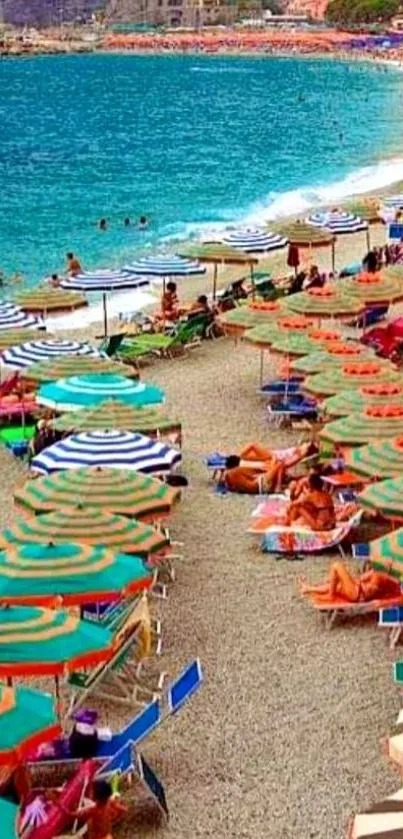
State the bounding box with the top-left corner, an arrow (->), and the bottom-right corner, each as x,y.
221,227 -> 288,253
0,302 -> 42,331
306,210 -> 368,234
37,373 -> 164,412
61,270 -> 150,292
123,255 -> 206,278
2,339 -> 101,370
383,195 -> 403,209
31,429 -> 181,475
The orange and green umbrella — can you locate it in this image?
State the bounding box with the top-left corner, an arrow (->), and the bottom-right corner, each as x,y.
292,342 -> 374,373
0,542 -> 152,607
0,330 -> 54,350
346,437 -> 403,480
14,468 -> 179,521
0,684 -> 60,766
219,302 -> 282,338
14,288 -> 87,315
50,401 -> 181,439
0,604 -> 114,677
304,361 -> 402,397
359,476 -> 403,519
285,286 -> 364,321
323,382 -> 403,418
23,355 -> 137,385
320,404 -> 403,446
0,507 -> 167,557
341,272 -> 403,305
369,529 -> 403,578
244,316 -> 318,350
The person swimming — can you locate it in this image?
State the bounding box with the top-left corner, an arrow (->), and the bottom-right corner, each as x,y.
99,218 -> 108,231
138,216 -> 149,230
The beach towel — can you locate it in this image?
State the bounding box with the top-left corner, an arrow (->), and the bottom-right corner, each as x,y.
258,511 -> 362,554
249,498 -> 358,534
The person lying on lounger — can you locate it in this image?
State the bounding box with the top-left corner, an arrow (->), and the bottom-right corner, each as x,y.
300,562 -> 401,603
286,472 -> 336,531
224,440 -> 317,495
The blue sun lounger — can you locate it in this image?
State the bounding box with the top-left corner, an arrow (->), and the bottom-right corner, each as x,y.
167,658 -> 203,714
99,744 -> 169,821
257,378 -> 303,398
379,605 -> 403,648
352,542 -> 370,564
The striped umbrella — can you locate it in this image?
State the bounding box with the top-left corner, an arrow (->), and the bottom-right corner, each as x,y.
1,508 -> 167,557
369,529 -> 403,579
221,227 -> 288,253
0,330 -> 52,350
2,339 -> 101,370
359,476 -> 403,518
320,405 -> 403,446
292,343 -> 375,373
31,429 -> 181,475
272,221 -> 335,249
0,542 -> 152,607
304,362 -> 402,397
0,604 -> 114,677
383,195 -> 403,209
0,303 -> 41,331
23,355 -> 137,385
244,316 -> 319,349
285,286 -> 364,321
14,288 -> 87,315
37,374 -> 164,412
50,401 -> 180,439
344,201 -> 383,226
306,210 -> 368,235
341,272 -> 403,304
0,798 -> 19,839
0,684 -> 59,767
349,786 -> 403,839
323,383 -> 403,418
219,303 -> 283,338
61,269 -> 150,337
124,255 -> 206,279
14,467 -> 180,520
346,439 -> 403,480
177,243 -> 258,299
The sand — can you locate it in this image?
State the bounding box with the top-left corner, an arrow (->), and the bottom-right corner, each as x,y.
2,223 -> 402,838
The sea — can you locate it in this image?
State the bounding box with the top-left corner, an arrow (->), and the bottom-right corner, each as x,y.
2,52 -> 403,300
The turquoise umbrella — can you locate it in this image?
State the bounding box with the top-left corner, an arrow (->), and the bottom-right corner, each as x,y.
37,374 -> 164,412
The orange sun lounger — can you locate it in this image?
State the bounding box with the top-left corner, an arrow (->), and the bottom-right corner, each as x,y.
304,591 -> 403,630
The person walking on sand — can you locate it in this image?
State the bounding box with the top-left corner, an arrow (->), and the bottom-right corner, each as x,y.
66,252 -> 83,277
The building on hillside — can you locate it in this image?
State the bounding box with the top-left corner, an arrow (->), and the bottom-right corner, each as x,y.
106,0 -> 237,26
284,0 -> 328,20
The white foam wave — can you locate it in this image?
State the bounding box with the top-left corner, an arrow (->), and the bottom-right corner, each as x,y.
45,288 -> 157,332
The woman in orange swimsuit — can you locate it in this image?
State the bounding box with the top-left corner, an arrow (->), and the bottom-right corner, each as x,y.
300,563 -> 401,603
286,473 -> 335,531
224,440 -> 317,495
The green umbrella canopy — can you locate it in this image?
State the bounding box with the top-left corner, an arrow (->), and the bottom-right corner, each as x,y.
14,467 -> 180,520
344,201 -> 383,224
0,683 -> 60,766
369,528 -> 403,578
323,382 -> 403,418
0,797 -> 20,839
341,273 -> 403,304
0,542 -> 152,607
285,286 -> 364,320
272,220 -> 335,248
50,401 -> 181,438
177,243 -> 258,265
304,361 -> 402,397
23,355 -> 138,385
14,287 -> 87,314
346,438 -> 403,480
0,604 -> 113,677
292,344 -> 375,373
37,374 -> 164,412
0,330 -> 54,350
359,476 -> 403,519
320,405 -> 403,446
219,303 -> 282,337
1,507 -> 167,557
243,317 -> 331,351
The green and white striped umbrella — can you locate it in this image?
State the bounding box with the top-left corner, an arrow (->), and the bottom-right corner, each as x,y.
244,321 -> 337,353
323,383 -> 403,417
341,272 -> 403,304
50,401 -> 180,438
0,330 -> 53,350
292,343 -> 374,374
285,286 -> 364,321
219,303 -> 282,337
346,438 -> 403,480
359,476 -> 403,519
304,361 -> 402,397
320,405 -> 403,446
23,355 -> 137,385
369,528 -> 403,578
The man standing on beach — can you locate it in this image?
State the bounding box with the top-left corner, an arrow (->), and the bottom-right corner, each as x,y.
66,252 -> 83,276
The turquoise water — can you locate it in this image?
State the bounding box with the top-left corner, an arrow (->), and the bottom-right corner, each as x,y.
2,53 -> 403,282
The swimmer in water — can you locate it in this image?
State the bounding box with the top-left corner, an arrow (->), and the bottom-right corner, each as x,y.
99,218 -> 107,231
124,217 -> 131,227
138,216 -> 149,231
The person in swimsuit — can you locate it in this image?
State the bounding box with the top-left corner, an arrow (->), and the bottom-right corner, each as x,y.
59,779 -> 128,839
286,473 -> 335,531
300,563 -> 401,603
66,252 -> 83,277
224,441 -> 316,495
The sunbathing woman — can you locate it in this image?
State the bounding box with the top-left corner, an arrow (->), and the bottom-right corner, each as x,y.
224,440 -> 317,495
300,562 -> 401,603
286,473 -> 336,531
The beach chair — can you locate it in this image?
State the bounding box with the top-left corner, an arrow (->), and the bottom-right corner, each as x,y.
26,760 -> 97,839
257,377 -> 303,398
99,746 -> 169,822
119,318 -> 205,364
98,332 -> 126,357
304,590 -> 403,630
266,396 -> 318,429
379,605 -> 403,648
347,785 -> 403,839
167,658 -> 203,714
258,511 -> 363,560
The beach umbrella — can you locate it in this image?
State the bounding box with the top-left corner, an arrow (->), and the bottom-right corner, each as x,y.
14,467 -> 180,520
320,404 -> 403,446
61,270 -> 150,337
369,529 -> 403,578
323,382 -> 403,418
0,542 -> 152,607
272,221 -> 335,269
49,401 -> 180,439
304,361 -> 401,398
221,227 -> 288,253
0,604 -> 114,677
0,303 -> 41,331
307,209 -> 368,235
344,201 -> 383,227
0,797 -> 20,839
359,476 -> 403,519
0,508 -> 167,557
23,355 -> 137,386
244,316 -> 319,348
176,243 -> 258,299
0,684 -> 60,766
292,342 -> 375,373
13,288 -> 87,315
285,286 -> 364,321
2,339 -> 102,370
123,254 -> 207,317
346,438 -> 403,480
37,373 -> 164,412
0,330 -> 53,350
341,272 -> 403,305
383,194 -> 403,209
218,302 -> 283,338
31,429 -> 181,475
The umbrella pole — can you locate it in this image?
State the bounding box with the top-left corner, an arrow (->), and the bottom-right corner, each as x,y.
366,228 -> 370,251
103,293 -> 108,339
250,263 -> 255,300
331,240 -> 335,274
212,264 -> 218,302
259,349 -> 264,388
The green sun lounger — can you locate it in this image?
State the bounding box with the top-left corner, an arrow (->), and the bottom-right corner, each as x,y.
119,317 -> 207,362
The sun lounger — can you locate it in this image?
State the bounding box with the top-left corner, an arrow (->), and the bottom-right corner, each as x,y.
257,511 -> 363,559
386,709 -> 403,768
248,501 -> 359,535
99,746 -> 169,821
118,318 -> 206,365
304,590 -> 403,630
379,605 -> 403,648
347,785 -> 403,839
266,397 -> 317,428
167,658 -> 203,714
257,378 -> 303,398
27,760 -> 97,839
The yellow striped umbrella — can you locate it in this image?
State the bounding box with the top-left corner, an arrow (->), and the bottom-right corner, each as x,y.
23,355 -> 138,385
50,401 -> 181,440
14,288 -> 87,314
0,330 -> 54,350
